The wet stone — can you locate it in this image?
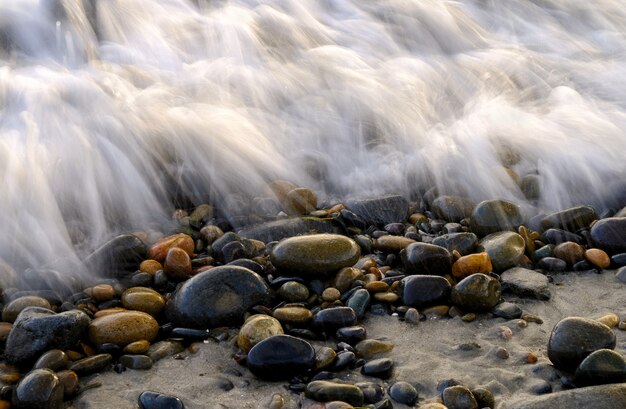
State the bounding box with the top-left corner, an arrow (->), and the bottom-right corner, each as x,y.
315,347 -> 337,370
331,350 -> 355,371
346,289 -> 370,320
452,252 -> 493,279
33,349 -> 68,372
14,369 -> 63,409
553,242 -> 585,265
355,339 -> 393,359
536,257 -> 567,272
432,233 -> 478,256
284,187 -> 317,215
138,391 -> 185,409
402,275 -> 451,308
401,242 -> 452,275
334,267 -> 363,293
247,335 -> 315,381
238,218 -> 338,244
345,195 -> 409,226
237,314 -> 284,353
452,274 -> 501,312
336,325 -> 367,345
541,228 -> 583,245
56,370 -> 79,398
322,287 -> 341,302
305,380 -> 364,407
477,231 -> 525,272
373,235 -> 416,252
85,234 -> 147,278
119,354 -> 153,370
122,287 -> 166,316
492,302 -> 522,319
147,341 -> 184,362
575,348 -> 626,386
541,206 -> 598,232
148,233 -> 194,262
590,217 -> 626,254
165,265 -> 270,328
2,296 -> 51,323
89,310 -> 158,347
5,307 -> 90,366
548,317 -> 617,372
442,385 -> 479,409
500,267 -> 551,300
471,387 -> 495,409
278,281 -> 310,302
585,248 -> 611,269
431,195 -> 475,222
470,199 -> 523,237
361,357 -> 394,379
163,247 -> 192,281
124,340 -> 151,354
313,307 -> 357,332
270,234 -> 361,277
272,306 -> 313,325
69,353 -> 112,375
388,381 -> 418,406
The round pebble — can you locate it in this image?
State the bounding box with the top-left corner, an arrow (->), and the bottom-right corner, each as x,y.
121,287 -> 166,316
89,310 -> 159,347
585,248 -> 611,269
237,314 -> 284,352
247,335 -> 316,380
389,381 -> 418,406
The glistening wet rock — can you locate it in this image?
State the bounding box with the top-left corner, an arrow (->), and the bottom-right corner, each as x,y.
506,383 -> 626,409
477,231 -> 525,272
470,199 -> 523,237
590,217 -> 626,254
5,307 -> 90,366
541,205 -> 597,232
270,234 -> 361,277
402,275 -> 451,308
313,307 -> 357,332
246,335 -> 315,380
401,243 -> 452,275
548,317 -> 616,372
84,234 -> 146,278
575,349 -> 626,386
238,218 -> 338,243
431,195 -> 475,222
138,391 -> 185,409
13,369 -> 63,409
89,310 -> 158,347
432,233 -> 478,256
165,265 -> 271,328
451,274 -> 501,312
345,195 -> 409,226
305,380 -> 365,407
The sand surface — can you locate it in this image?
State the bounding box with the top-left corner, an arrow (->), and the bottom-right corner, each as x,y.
70,270 -> 626,409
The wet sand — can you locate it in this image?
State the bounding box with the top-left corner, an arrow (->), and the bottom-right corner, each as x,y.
70,270 -> 626,409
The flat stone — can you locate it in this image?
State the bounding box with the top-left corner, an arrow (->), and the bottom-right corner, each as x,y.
121,287 -> 166,316
402,275 -> 451,308
506,383 -> 626,409
591,217 -> 626,254
548,317 -> 616,372
345,195 -> 409,226
541,206 -> 598,232
374,235 -> 416,252
119,354 -> 153,370
432,232 -> 478,256
500,267 -> 551,300
69,354 -> 112,375
165,266 -> 271,328
247,335 -> 315,380
5,307 -> 90,365
305,381 -> 364,407
401,243 -> 452,275
270,234 -> 360,277
452,252 -> 493,279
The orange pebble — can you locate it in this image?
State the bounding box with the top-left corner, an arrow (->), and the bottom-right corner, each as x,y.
585,248 -> 611,269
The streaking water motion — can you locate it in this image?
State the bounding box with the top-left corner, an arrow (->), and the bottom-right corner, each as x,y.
0,0 -> 625,278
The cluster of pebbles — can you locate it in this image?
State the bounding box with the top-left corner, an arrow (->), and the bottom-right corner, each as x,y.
1,181 -> 626,408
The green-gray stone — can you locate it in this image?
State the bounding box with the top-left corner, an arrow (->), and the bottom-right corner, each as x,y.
541,205 -> 598,232
470,199 -> 523,237
477,231 -> 525,272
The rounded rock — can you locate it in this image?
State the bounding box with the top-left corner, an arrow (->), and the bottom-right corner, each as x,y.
2,296 -> 51,323
452,252 -> 493,279
313,307 -> 357,333
553,242 -> 585,265
388,381 -> 418,406
452,273 -> 501,312
247,335 -> 315,380
138,391 -> 185,409
121,287 -> 166,316
278,281 -> 310,303
163,247 -> 192,281
590,217 -> 626,254
237,314 -> 284,353
585,248 -> 611,269
305,381 -> 364,407
443,385 -> 478,409
470,199 -> 523,237
14,369 -> 63,409
477,231 -> 525,272
401,243 -> 452,276
89,310 -> 159,347
575,349 -> 626,386
402,275 -> 451,309
147,233 -> 194,262
284,188 -> 317,215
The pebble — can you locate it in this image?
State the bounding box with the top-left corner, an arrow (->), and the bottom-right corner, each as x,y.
283,187 -> 317,215
541,228 -> 583,245
477,231 -> 525,272
121,287 -> 166,316
138,391 -> 185,409
0,322 -> 11,342
585,248 -> 611,269
346,289 -> 370,320
2,296 -> 52,323
402,275 -> 451,308
492,302 -> 522,319
313,307 -> 357,332
471,387 -> 495,408
88,284 -> 116,302
119,354 -> 153,370
373,235 -> 416,252
470,199 -> 523,237
84,234 -> 147,278
432,232 -> 478,256
575,348 -> 626,386
452,252 -> 493,279
305,380 -> 364,407
334,267 -> 363,293
345,195 -> 409,226
541,205 -> 598,232
336,325 -> 367,345
0,363 -> 21,384
165,265 -> 270,328
552,242 -> 585,265
237,314 -> 284,352
536,257 -> 566,272
57,370 -> 79,398
442,385 -> 479,409
147,341 -> 184,362
322,287 -> 341,302
69,353 -> 112,375
361,357 -> 394,379
139,260 -> 163,275
388,381 -> 418,406
596,313 -> 620,328
548,316 -> 617,371
500,267 -> 551,300
123,340 -> 151,354
365,281 -> 389,293
354,339 -> 393,359
404,307 -> 420,324
247,335 -> 315,380
431,195 -> 475,222
270,234 -> 361,277
33,349 -> 68,371
506,383 -> 626,409
272,306 -> 313,325
5,307 -> 90,365
451,273 -> 501,312
147,233 -> 194,262
590,217 -> 626,254
163,247 -> 192,281
315,347 -> 337,370
278,281 -> 310,302
401,242 -> 453,275
89,310 -> 159,347
14,369 -> 63,409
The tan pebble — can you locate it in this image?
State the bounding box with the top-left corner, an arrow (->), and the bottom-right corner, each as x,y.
374,292 -> 399,303
499,326 -> 513,340
451,249 -> 462,262
89,310 -> 159,347
65,350 -> 83,361
379,266 -> 391,274
237,314 -> 284,352
409,212 -> 428,225
268,392 -> 285,409
368,267 -> 383,280
423,305 -> 450,320
327,203 -> 345,214
325,402 -> 353,409
419,404 -> 448,409
94,307 -> 127,318
284,187 -> 317,215
596,313 -> 620,328
148,233 -> 194,261
0,363 -> 21,384
526,353 -> 538,363
200,225 -> 224,244
373,235 -> 416,252
518,225 -> 535,254
164,247 -> 192,280
2,296 -> 51,323
139,260 -> 162,275
619,321 -> 626,331
355,339 -> 393,359
123,340 -> 151,354
57,369 -> 79,397
355,257 -> 377,270
121,287 -> 165,316
0,400 -> 10,409
334,267 -> 363,293
0,322 -> 12,342
585,248 -> 611,269
461,313 -> 476,322
521,313 -> 543,324
452,252 -> 493,279
495,346 -> 509,359
365,281 -> 389,293
315,346 -> 337,370
249,239 -> 265,254
389,281 -> 400,291
553,241 -> 585,265
188,342 -> 202,354
322,287 -> 341,302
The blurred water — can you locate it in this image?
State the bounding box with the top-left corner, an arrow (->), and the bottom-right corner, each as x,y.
0,0 -> 625,276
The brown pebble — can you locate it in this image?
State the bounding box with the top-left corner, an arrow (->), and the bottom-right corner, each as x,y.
325,402 -> 353,409
268,392 -> 285,409
553,241 -> 585,265
495,346 -> 509,359
88,284 -> 115,302
139,259 -> 162,275
123,340 -> 151,354
365,281 -> 389,293
148,233 -> 194,262
65,350 -> 83,361
272,306 -> 313,325
188,342 -> 202,354
57,370 -> 80,398
423,305 -> 450,320
461,313 -> 476,322
164,247 -> 192,280
596,313 -> 620,328
200,225 -> 224,245
0,400 -> 10,409
237,314 -> 284,353
334,267 -> 363,293
121,287 -> 165,316
526,353 -> 538,363
0,322 -> 12,342
451,252 -> 492,279
409,213 -> 428,225
373,235 -> 416,252
284,188 -> 317,215
355,339 -> 393,359
518,225 -> 535,254
0,363 -> 21,384
374,292 -> 399,303
322,287 -> 341,302
521,313 -> 543,324
315,346 -> 337,370
94,308 -> 127,319
585,248 -> 611,269
89,311 -> 159,347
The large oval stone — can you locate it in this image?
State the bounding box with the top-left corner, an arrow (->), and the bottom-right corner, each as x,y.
541,206 -> 598,232
401,243 -> 452,275
477,231 -> 525,272
270,234 -> 360,277
431,195 -> 475,222
470,199 -> 523,237
305,380 -> 365,407
5,307 -> 90,365
402,275 -> 451,308
451,274 -> 501,312
313,307 -> 357,332
548,317 -> 616,372
2,296 -> 51,323
345,195 -> 409,226
121,287 -> 166,316
432,233 -> 478,256
84,234 -> 147,278
575,349 -> 626,387
165,266 -> 271,328
247,335 -> 315,380
89,311 -> 158,347
14,369 -> 63,409
591,217 -> 626,254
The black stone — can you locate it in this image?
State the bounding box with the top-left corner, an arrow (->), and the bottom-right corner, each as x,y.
13,369 -> 63,409
346,195 -> 410,226
246,335 -> 315,381
330,350 -> 356,371
401,242 -> 452,275
575,349 -> 626,387
492,302 -> 522,319
336,326 -> 367,345
361,358 -> 394,379
389,381 -> 418,406
451,274 -> 501,312
470,199 -> 523,237
541,229 -> 583,245
84,234 -> 146,278
138,391 -> 185,409
402,275 -> 451,308
305,380 -> 365,407
313,307 -> 357,333
536,257 -> 567,272
356,382 -> 384,404
432,233 -> 478,256
541,206 -> 598,232
591,217 -> 626,254
238,218 -> 338,243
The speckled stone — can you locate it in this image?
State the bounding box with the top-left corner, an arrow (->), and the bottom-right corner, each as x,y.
500,267 -> 550,300
89,310 -> 159,347
451,274 -> 501,312
237,314 -> 284,353
270,234 -> 360,277
477,231 -> 525,272
121,287 -> 165,316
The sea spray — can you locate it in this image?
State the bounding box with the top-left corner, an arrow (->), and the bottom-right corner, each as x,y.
0,0 -> 625,277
